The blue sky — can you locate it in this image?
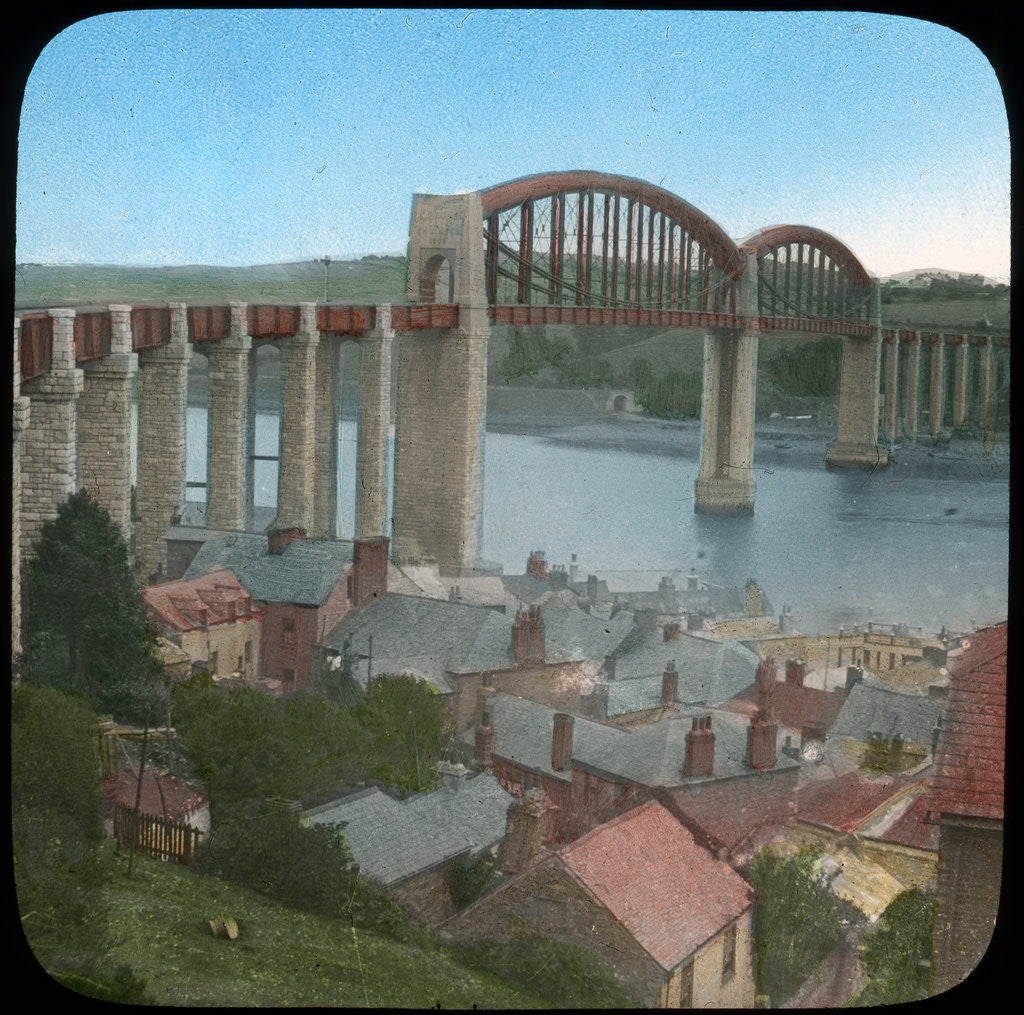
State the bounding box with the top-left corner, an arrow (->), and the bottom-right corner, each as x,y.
16,9 -> 1010,279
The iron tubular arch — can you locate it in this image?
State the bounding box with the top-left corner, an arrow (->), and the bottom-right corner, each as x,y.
479,171 -> 744,312
740,225 -> 873,323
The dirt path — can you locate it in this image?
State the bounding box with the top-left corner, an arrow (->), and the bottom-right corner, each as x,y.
781,927 -> 863,1009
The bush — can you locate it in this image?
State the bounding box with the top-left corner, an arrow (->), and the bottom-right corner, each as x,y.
455,937 -> 638,1008
763,339 -> 843,398
851,890 -> 932,1005
749,847 -> 841,1004
446,851 -> 501,912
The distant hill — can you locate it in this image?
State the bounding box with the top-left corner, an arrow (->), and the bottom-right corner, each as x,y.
883,267 -> 1008,287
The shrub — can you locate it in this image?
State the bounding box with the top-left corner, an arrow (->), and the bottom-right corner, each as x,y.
749,847 -> 841,1004
851,890 -> 932,1005
455,937 -> 638,1008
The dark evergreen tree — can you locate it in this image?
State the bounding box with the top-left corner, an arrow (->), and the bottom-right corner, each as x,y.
21,490 -> 167,725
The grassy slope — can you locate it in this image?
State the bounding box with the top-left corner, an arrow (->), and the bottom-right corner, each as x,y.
36,848 -> 546,1008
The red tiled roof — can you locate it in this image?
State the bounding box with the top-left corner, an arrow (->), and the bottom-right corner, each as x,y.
795,771 -> 915,834
102,768 -> 208,824
883,792 -> 939,851
143,568 -> 263,632
725,681 -> 846,733
930,621 -> 1006,822
557,801 -> 753,970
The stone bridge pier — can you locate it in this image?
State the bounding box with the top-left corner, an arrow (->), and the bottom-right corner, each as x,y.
694,254 -> 759,513
393,192 -> 488,569
826,281 -> 888,468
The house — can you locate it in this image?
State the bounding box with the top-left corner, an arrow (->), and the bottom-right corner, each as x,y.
305,767 -> 511,923
721,658 -> 847,759
471,691 -> 802,856
182,529 -> 391,692
928,621 -> 1006,994
441,800 -> 757,1008
142,568 -> 263,682
321,594 -> 636,731
596,627 -> 762,722
827,676 -> 945,772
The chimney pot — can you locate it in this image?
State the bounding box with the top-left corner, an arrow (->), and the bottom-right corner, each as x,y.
267,527 -> 306,554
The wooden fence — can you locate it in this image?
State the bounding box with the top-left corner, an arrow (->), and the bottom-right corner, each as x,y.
113,803 -> 202,864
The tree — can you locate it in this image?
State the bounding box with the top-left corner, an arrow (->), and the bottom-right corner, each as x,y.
748,846 -> 841,1005
355,674 -> 454,793
21,491 -> 167,725
851,890 -> 932,1005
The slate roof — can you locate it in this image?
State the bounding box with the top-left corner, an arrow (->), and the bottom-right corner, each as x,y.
308,773 -> 511,886
323,595 -> 636,694
828,681 -> 944,746
322,593 -> 509,693
183,533 -> 353,607
556,801 -> 754,970
607,631 -> 760,712
929,621 -> 1006,822
143,568 -> 263,632
483,692 -> 800,788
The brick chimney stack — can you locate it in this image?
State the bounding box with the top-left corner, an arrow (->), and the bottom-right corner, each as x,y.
756,657 -> 777,697
267,527 -> 306,554
475,711 -> 497,773
785,659 -> 806,687
512,605 -> 545,667
502,788 -> 545,873
684,716 -> 715,777
662,661 -> 679,709
663,621 -> 681,642
748,707 -> 779,771
551,712 -> 574,772
526,551 -> 549,580
347,536 -> 389,608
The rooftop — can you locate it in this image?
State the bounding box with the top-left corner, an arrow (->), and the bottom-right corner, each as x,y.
829,680 -> 945,746
307,772 -> 510,886
481,692 -> 800,788
143,568 -> 263,632
929,620 -> 1006,822
102,768 -> 208,823
183,533 -> 353,607
557,801 -> 754,970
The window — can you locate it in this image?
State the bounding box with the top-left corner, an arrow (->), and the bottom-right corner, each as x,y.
723,925 -> 736,980
282,618 -> 296,649
677,962 -> 693,1008
244,640 -> 252,665
209,651 -> 219,674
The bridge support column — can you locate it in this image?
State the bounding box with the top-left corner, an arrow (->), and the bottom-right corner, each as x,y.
951,336 -> 969,427
206,302 -> 252,531
827,283 -> 888,469
312,334 -> 342,540
883,334 -> 899,440
12,318 -> 31,659
355,306 -> 394,541
393,191 -> 488,568
20,309 -> 84,560
78,305 -> 138,545
979,339 -> 996,454
275,302 -> 320,533
695,253 -> 759,514
927,334 -> 947,441
901,331 -> 920,441
136,303 -> 191,581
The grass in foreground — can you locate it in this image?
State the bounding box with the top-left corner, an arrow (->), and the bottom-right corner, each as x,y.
25,847 -> 550,1008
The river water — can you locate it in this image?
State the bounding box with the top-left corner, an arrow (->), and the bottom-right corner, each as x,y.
173,408 -> 1008,637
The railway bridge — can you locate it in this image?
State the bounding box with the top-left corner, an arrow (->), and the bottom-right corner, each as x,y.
12,171 -> 1008,632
